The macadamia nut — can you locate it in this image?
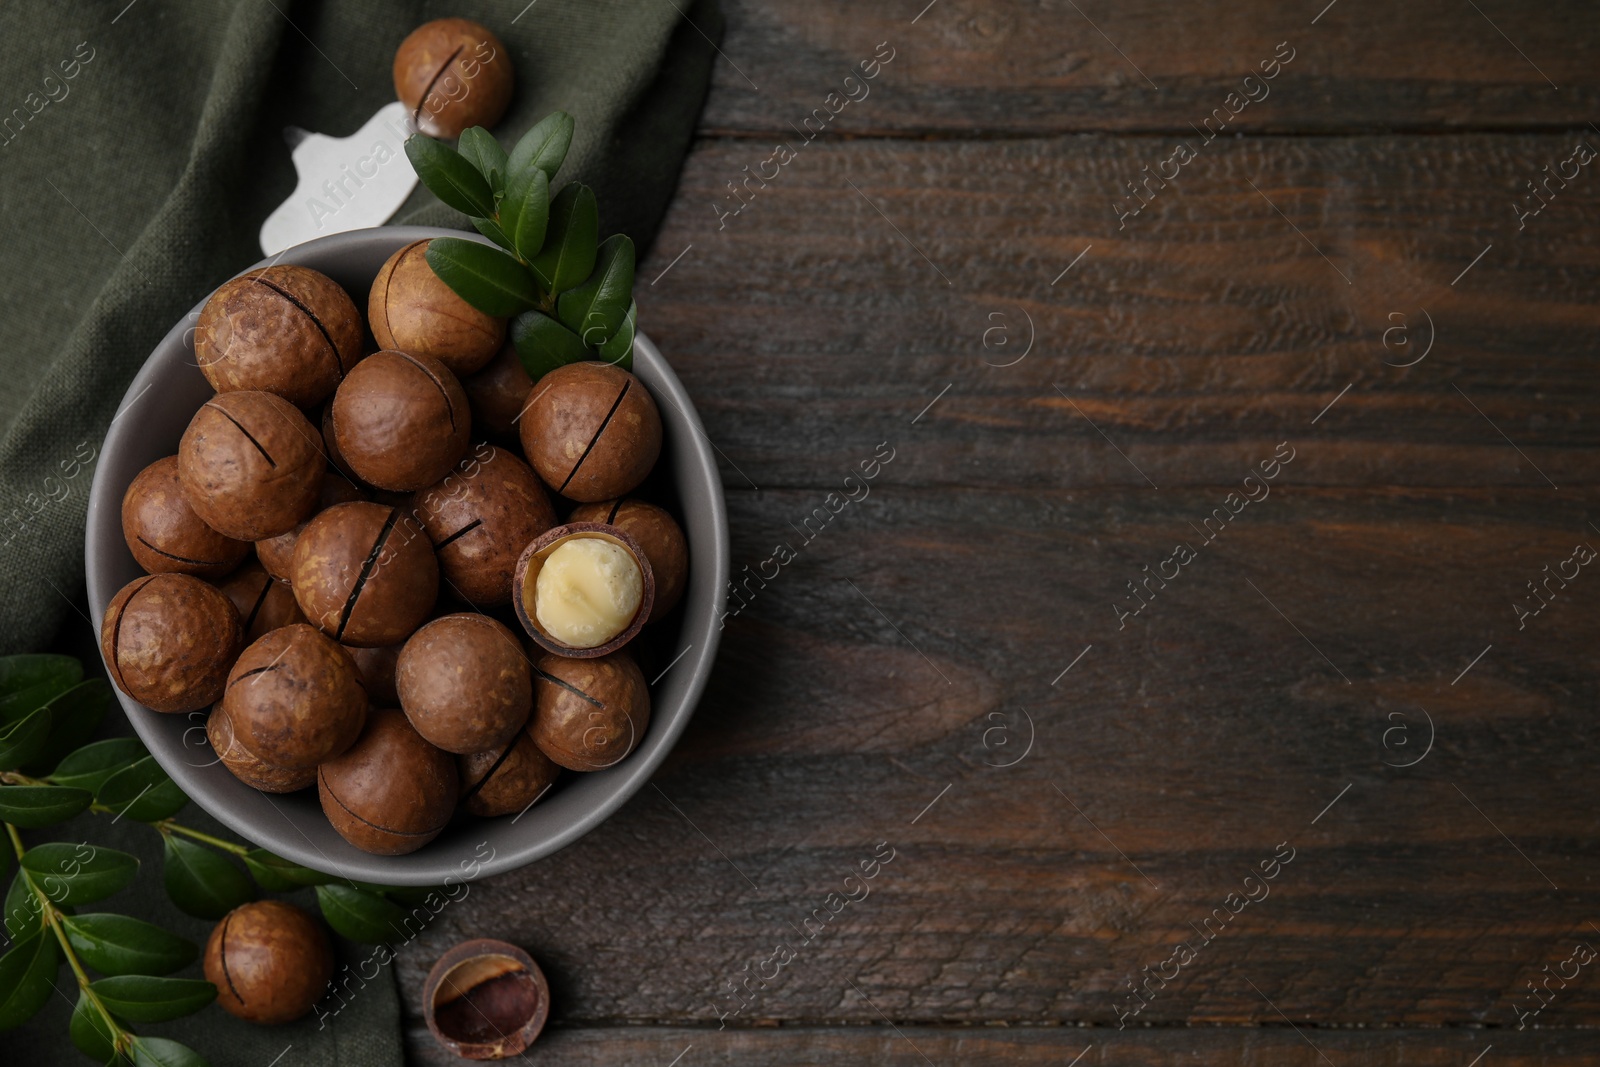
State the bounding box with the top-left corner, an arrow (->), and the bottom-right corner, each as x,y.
534,539 -> 642,649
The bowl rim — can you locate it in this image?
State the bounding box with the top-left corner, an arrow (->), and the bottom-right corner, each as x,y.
84,225 -> 729,884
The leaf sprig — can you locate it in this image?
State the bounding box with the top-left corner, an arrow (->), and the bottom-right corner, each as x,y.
0,655 -> 449,1064
405,111 -> 638,381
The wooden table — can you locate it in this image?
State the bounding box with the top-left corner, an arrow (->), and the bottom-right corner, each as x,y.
406,2 -> 1600,1061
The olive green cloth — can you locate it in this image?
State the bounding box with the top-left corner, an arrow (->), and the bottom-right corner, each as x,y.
0,0 -> 719,1061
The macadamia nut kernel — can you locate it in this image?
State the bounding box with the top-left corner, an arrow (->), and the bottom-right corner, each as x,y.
533,539 -> 642,649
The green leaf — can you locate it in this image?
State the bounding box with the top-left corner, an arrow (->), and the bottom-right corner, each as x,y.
4,871 -> 48,940
92,975 -> 216,1023
501,167 -> 550,265
0,785 -> 92,828
0,929 -> 58,1030
558,234 -> 636,344
97,756 -> 188,822
0,707 -> 52,771
512,310 -> 592,382
529,183 -> 598,296
471,216 -> 514,252
0,654 -> 82,698
456,127 -> 508,189
161,837 -> 253,920
597,300 -> 637,370
362,884 -> 444,908
507,111 -> 574,183
405,135 -> 495,217
22,678 -> 112,774
70,988 -> 118,1061
22,843 -> 138,906
50,738 -> 147,793
425,238 -> 536,317
241,849 -> 330,892
63,915 -> 197,977
130,1036 -> 208,1067
315,884 -> 410,944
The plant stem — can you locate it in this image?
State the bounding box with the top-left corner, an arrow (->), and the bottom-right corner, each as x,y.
155,819 -> 248,856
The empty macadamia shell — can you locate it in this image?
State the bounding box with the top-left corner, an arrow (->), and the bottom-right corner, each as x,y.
517,362 -> 662,503
195,265 -> 364,407
207,703 -> 317,793
290,501 -> 439,647
568,499 -> 688,623
458,731 -> 560,818
177,390 -> 325,540
215,561 -> 307,644
530,650 -> 651,772
318,707 -> 457,855
331,349 -> 472,492
462,344 -> 532,438
255,471 -> 364,582
205,900 -> 334,1025
101,574 -> 243,714
414,444 -> 557,606
221,624 -> 367,770
370,241 -> 506,374
511,524 -> 655,659
423,939 -> 549,1060
121,455 -> 251,579
398,614 -> 531,754
393,19 -> 515,139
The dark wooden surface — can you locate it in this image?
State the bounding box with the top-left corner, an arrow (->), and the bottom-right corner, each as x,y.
402,2 -> 1600,1062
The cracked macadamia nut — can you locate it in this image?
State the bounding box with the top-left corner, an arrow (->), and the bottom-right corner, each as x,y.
178,390 -> 324,540
207,703 -> 317,793
458,731 -> 560,817
205,900 -> 334,1025
462,343 -> 532,438
569,500 -> 687,623
414,444 -> 556,606
221,624 -> 366,770
345,642 -> 401,707
397,614 -> 531,754
331,350 -> 472,492
535,539 -> 642,649
530,651 -> 650,771
215,561 -> 306,644
196,265 -> 364,407
254,471 -> 364,582
101,574 -> 242,714
369,241 -> 506,374
519,362 -> 661,502
291,501 -> 439,647
121,455 -> 250,579
318,707 -> 457,855
392,18 -> 513,139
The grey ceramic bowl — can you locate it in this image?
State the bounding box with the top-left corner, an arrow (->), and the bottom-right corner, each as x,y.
85,227 -> 728,885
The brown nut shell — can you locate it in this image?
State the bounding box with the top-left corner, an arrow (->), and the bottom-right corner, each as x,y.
205,901 -> 334,1025
458,732 -> 560,818
331,350 -> 472,492
215,561 -> 307,643
393,19 -> 514,139
318,707 -> 457,855
462,343 -> 532,438
414,444 -> 556,606
511,524 -> 654,659
397,614 -> 530,754
195,266 -> 364,407
568,500 -> 687,623
121,455 -> 250,579
255,471 -> 365,582
221,624 -> 366,769
178,390 -> 324,540
517,362 -> 661,502
291,501 -> 439,647
345,643 -> 402,706
207,703 -> 317,793
530,650 -> 650,772
101,574 -> 243,714
369,241 -> 506,375
423,939 -> 549,1060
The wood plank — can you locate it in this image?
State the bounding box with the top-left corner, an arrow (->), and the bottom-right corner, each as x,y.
700,0 -> 1600,134
406,1023 -> 1600,1065
392,485 -> 1600,1028
639,133 -> 1600,493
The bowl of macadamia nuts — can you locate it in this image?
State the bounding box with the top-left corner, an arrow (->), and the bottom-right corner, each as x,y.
85,227 -> 728,884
